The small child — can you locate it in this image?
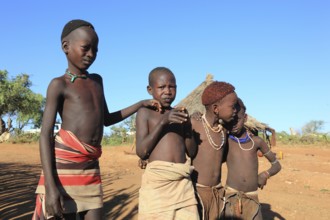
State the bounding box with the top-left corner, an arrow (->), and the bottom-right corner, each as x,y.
32,19 -> 160,220
191,81 -> 238,220
224,98 -> 281,220
136,67 -> 199,219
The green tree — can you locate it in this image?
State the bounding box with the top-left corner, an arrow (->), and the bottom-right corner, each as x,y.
302,120 -> 324,134
123,113 -> 136,134
0,70 -> 45,133
110,124 -> 128,144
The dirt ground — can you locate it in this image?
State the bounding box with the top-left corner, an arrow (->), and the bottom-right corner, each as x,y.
0,143 -> 329,220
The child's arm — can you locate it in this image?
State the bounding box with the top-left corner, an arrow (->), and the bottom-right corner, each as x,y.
39,78 -> 65,217
135,107 -> 163,160
96,76 -> 161,126
104,98 -> 161,126
185,111 -> 197,158
257,138 -> 282,189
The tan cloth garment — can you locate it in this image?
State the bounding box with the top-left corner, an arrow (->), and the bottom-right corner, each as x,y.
138,159 -> 199,220
138,205 -> 199,220
195,183 -> 225,220
224,186 -> 262,220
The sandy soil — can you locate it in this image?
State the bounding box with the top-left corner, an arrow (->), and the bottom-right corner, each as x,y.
0,143 -> 329,220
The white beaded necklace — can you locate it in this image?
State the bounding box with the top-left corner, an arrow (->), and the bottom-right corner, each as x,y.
232,132 -> 255,151
202,114 -> 223,132
201,114 -> 225,150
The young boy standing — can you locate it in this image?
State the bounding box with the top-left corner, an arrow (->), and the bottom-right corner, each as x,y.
191,81 -> 238,220
33,19 -> 160,220
224,98 -> 281,220
136,67 -> 199,219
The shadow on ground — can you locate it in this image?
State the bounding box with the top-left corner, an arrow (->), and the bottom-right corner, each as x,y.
262,203 -> 286,220
1,163 -> 282,220
103,173 -> 139,220
0,162 -> 139,220
0,162 -> 40,219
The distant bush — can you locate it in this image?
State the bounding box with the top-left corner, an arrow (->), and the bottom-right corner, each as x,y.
277,132 -> 330,145
10,132 -> 40,144
102,134 -> 135,147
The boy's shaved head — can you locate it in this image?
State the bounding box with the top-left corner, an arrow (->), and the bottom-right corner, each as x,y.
61,19 -> 94,41
201,81 -> 235,106
148,67 -> 175,86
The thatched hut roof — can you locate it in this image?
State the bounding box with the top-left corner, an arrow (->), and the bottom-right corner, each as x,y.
177,74 -> 214,115
176,74 -> 276,146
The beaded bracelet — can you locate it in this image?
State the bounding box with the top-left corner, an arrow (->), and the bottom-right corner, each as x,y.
263,149 -> 271,156
271,159 -> 279,165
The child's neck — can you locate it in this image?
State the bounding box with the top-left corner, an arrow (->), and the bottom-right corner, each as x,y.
204,112 -> 221,127
229,128 -> 255,150
65,69 -> 88,83
231,128 -> 247,139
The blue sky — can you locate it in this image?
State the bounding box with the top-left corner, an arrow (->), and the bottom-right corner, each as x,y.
1,0 -> 329,133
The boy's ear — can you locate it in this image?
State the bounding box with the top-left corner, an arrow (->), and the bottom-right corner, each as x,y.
147,85 -> 152,95
212,103 -> 219,114
62,41 -> 69,54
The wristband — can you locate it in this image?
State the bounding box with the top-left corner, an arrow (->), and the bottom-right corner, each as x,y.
263,149 -> 271,156
271,159 -> 279,165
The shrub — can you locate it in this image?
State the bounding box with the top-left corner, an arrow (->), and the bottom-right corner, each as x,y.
277,132 -> 330,145
10,132 -> 40,144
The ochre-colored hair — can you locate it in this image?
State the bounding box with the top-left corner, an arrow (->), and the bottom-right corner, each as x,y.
61,19 -> 94,41
201,81 -> 235,106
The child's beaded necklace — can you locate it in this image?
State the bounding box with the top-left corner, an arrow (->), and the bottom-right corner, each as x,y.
201,114 -> 225,150
229,132 -> 255,151
65,69 -> 87,83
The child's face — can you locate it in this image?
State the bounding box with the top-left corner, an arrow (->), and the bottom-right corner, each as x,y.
65,27 -> 99,71
216,92 -> 237,123
148,71 -> 177,109
230,106 -> 246,135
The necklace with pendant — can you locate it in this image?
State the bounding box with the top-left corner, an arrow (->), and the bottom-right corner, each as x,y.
65,69 -> 87,83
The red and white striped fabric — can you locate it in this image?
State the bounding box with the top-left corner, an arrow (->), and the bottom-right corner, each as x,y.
33,129 -> 103,219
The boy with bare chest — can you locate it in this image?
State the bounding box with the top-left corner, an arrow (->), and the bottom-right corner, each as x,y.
224,98 -> 281,220
33,19 -> 160,220
136,67 -> 199,219
191,81 -> 237,220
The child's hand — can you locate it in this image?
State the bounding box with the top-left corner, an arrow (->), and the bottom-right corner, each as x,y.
45,187 -> 64,218
165,107 -> 189,124
138,159 -> 148,169
258,171 -> 269,189
142,99 -> 162,112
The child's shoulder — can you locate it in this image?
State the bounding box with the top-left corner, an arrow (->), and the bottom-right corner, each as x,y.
190,116 -> 202,127
250,135 -> 268,148
48,75 -> 67,87
87,73 -> 103,83
250,134 -> 264,142
137,107 -> 159,120
137,106 -> 153,114
89,73 -> 102,79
